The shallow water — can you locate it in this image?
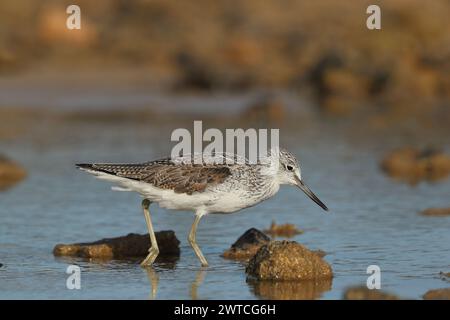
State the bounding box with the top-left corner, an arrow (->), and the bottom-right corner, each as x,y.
0,113 -> 449,300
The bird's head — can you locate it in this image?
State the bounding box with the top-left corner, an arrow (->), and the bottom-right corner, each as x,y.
276,148 -> 328,211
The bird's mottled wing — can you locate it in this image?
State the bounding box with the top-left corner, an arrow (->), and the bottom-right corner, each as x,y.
77,159 -> 232,195
142,164 -> 231,194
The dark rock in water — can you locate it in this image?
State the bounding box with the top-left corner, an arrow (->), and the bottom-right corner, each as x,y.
53,231 -> 180,260
420,208 -> 450,217
423,288 -> 450,300
0,263 -> 3,268
246,240 -> 333,281
248,278 -> 332,300
0,155 -> 26,191
232,228 -> 271,249
343,286 -> 399,300
222,228 -> 270,261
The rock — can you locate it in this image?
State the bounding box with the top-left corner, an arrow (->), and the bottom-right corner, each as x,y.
306,53 -> 370,116
224,37 -> 263,68
320,69 -> 369,115
307,53 -> 344,96
312,249 -> 327,258
246,241 -> 333,281
0,263 -> 3,268
423,288 -> 450,300
248,278 -> 332,300
0,155 -> 26,191
174,52 -> 218,91
321,96 -> 356,116
53,231 -> 180,260
381,147 -> 450,184
263,220 -> 303,238
222,228 -> 270,261
343,286 -> 399,300
420,208 -> 450,217
440,272 -> 450,281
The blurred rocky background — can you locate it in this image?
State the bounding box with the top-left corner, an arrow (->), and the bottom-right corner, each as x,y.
0,0 -> 449,127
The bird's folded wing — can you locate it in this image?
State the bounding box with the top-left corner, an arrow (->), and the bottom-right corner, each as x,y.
80,161 -> 232,195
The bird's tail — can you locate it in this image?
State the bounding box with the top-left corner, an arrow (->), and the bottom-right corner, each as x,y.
76,163 -> 94,170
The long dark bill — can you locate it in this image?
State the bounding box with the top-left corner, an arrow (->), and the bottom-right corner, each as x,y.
295,177 -> 329,211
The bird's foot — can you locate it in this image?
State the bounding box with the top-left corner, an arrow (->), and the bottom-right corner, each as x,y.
140,247 -> 159,267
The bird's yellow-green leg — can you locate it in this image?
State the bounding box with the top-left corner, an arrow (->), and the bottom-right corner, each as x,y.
188,213 -> 208,267
140,199 -> 159,267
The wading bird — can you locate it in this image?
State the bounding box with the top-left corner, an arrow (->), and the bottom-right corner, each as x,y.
77,149 -> 328,267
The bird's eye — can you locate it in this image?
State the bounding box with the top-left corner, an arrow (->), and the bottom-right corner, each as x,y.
286,165 -> 294,171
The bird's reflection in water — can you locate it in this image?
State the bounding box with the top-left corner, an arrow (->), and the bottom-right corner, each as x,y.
144,256 -> 178,299
190,268 -> 207,300
248,278 -> 332,300
145,268 -> 160,299
144,261 -> 207,300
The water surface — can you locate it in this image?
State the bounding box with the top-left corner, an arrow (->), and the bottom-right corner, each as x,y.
0,103 -> 449,300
